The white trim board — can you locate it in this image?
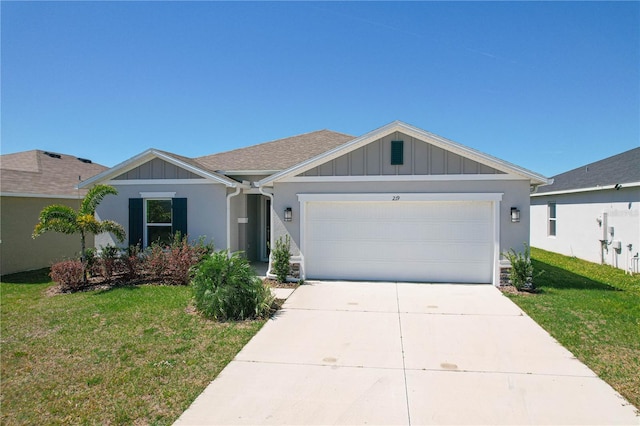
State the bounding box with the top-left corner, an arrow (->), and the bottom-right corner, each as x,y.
284,174 -> 523,183
139,192 -> 177,198
107,179 -> 215,185
297,192 -> 504,202
531,181 -> 640,197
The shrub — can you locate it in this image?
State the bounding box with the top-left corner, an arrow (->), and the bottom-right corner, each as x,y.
165,233 -> 213,285
145,243 -> 167,281
503,243 -> 540,291
84,247 -> 98,277
97,245 -> 120,282
192,250 -> 274,321
271,235 -> 291,283
121,244 -> 143,281
50,260 -> 86,291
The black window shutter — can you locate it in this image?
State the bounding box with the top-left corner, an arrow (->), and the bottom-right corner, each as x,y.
391,140 -> 404,165
172,198 -> 188,237
128,198 -> 143,247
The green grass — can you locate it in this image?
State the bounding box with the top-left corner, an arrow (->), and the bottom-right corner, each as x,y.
0,269 -> 266,425
506,248 -> 640,409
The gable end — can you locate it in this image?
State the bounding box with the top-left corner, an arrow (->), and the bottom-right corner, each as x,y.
113,158 -> 203,180
298,132 -> 504,177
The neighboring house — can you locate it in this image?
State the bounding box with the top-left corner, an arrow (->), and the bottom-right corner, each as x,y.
80,121 -> 550,285
531,147 -> 640,273
0,150 -> 107,275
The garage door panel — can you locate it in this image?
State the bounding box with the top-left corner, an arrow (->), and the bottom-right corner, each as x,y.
304,200 -> 494,283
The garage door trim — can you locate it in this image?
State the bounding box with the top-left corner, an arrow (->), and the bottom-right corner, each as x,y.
297,193 -> 503,285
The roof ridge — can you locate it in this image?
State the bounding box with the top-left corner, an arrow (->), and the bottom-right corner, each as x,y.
195,129 -> 354,160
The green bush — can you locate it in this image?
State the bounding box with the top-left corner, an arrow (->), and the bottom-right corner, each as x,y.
503,243 -> 540,291
271,235 -> 291,283
192,250 -> 274,321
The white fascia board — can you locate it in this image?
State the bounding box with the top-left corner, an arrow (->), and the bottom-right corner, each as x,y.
259,121 -> 550,187
79,149 -> 240,188
0,192 -> 83,199
531,181 -> 640,197
218,170 -> 281,175
297,192 -> 504,202
282,174 -> 525,183
106,179 -> 217,185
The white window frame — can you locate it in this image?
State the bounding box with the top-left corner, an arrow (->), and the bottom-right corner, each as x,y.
144,198 -> 173,247
548,202 -> 557,237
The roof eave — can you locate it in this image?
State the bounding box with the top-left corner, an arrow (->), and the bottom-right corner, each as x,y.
531,181 -> 640,197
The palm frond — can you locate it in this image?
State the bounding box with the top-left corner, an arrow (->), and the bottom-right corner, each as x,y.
33,205 -> 79,238
80,184 -> 119,215
97,220 -> 126,242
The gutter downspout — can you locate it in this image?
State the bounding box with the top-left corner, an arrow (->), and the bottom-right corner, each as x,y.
226,185 -> 242,254
258,184 -> 274,276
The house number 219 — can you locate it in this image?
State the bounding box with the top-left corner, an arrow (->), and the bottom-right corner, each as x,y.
392,196 -> 400,201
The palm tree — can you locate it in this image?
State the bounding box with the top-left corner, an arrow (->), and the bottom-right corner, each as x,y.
33,184 -> 126,267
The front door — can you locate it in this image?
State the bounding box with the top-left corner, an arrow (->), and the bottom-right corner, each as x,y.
260,197 -> 271,262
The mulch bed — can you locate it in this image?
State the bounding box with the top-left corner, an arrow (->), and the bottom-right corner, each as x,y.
262,278 -> 300,289
499,285 -> 539,295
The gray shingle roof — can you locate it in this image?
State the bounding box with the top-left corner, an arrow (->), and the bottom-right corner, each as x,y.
194,129 -> 355,172
536,147 -> 640,194
1,150 -> 107,197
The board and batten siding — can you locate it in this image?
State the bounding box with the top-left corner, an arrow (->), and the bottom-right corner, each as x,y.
300,132 -> 504,177
113,158 -> 203,180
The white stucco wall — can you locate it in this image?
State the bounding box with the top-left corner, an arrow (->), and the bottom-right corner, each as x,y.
271,178 -> 532,259
94,183 -> 228,250
531,186 -> 640,271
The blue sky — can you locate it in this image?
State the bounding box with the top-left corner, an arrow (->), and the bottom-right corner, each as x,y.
2,1 -> 638,177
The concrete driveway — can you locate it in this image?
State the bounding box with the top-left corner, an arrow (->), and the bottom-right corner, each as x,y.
175,281 -> 638,425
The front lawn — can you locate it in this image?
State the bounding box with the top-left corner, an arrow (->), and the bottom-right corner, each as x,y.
505,248 -> 640,409
0,269 -> 266,425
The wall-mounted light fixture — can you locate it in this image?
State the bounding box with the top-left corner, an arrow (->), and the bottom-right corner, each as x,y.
614,184 -> 622,190
284,207 -> 293,222
511,207 -> 520,223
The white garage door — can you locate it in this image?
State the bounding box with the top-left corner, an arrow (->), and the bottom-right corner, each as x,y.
303,200 -> 494,283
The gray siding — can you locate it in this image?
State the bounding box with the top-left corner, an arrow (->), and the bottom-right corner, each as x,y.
113,158 -> 203,180
300,132 -> 504,177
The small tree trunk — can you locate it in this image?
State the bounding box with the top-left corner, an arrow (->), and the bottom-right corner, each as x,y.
81,232 -> 88,283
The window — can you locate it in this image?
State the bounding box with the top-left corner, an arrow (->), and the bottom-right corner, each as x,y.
129,197 -> 187,247
146,199 -> 173,245
548,202 -> 556,236
391,140 -> 404,165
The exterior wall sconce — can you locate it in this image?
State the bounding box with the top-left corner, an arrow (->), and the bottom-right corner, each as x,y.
511,207 -> 521,223
284,207 -> 293,222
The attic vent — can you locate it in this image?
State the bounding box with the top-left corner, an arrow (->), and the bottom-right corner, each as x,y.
43,152 -> 61,159
77,158 -> 92,164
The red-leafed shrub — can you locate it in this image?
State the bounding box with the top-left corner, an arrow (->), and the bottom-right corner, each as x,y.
121,244 -> 143,280
165,234 -> 212,285
145,243 -> 167,281
50,260 -> 85,291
